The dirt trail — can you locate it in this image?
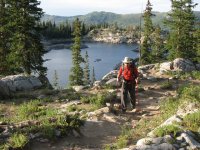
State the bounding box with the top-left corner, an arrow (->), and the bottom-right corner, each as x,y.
30,78 -> 176,150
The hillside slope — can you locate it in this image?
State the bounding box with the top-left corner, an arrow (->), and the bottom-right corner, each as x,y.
41,11 -> 200,28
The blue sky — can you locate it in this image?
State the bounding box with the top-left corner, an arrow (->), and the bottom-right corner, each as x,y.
39,0 -> 200,16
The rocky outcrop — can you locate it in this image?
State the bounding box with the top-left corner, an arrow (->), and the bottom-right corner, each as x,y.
87,28 -> 138,44
0,81 -> 11,98
0,75 -> 43,94
134,102 -> 200,150
173,58 -> 196,72
159,58 -> 197,73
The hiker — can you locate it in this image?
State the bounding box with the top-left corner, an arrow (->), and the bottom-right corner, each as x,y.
117,57 -> 139,112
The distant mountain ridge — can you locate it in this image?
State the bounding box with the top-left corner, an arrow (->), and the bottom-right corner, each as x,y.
41,11 -> 200,27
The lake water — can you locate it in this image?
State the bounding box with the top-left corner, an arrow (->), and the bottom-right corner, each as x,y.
43,42 -> 139,88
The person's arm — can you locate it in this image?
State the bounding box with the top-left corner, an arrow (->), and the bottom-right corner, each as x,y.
134,67 -> 139,84
117,67 -> 122,82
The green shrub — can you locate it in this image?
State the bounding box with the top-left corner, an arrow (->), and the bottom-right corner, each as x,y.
7,133 -> 29,149
154,125 -> 182,137
115,126 -> 133,149
178,85 -> 200,103
81,92 -> 111,108
181,111 -> 200,131
180,71 -> 200,80
160,97 -> 179,118
17,100 -> 42,120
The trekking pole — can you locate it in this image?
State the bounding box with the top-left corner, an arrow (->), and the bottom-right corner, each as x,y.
135,80 -> 141,112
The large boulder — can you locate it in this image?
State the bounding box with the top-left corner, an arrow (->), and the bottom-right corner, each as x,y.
159,61 -> 173,72
0,80 -> 10,98
105,78 -> 118,87
102,70 -> 118,82
1,74 -> 43,92
173,58 -> 196,72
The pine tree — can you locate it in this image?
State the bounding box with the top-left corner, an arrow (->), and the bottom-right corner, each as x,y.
140,0 -> 154,65
8,0 -> 46,75
91,66 -> 96,85
164,0 -> 197,60
194,25 -> 200,62
69,18 -> 84,86
151,25 -> 164,62
53,70 -> 59,89
0,0 -> 10,73
83,51 -> 90,85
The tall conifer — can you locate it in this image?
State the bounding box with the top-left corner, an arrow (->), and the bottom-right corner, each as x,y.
83,51 -> 90,85
8,0 -> 46,75
140,0 -> 154,65
164,0 -> 197,60
0,0 -> 10,73
69,18 -> 84,86
151,25 -> 164,62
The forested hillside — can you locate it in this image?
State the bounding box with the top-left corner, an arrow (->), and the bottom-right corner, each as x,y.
41,11 -> 200,28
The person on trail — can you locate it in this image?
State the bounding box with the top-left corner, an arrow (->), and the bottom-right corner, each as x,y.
117,57 -> 139,112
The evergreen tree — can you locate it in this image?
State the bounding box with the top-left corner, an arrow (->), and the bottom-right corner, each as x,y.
91,66 -> 96,85
140,0 -> 154,65
69,18 -> 84,86
194,25 -> 200,62
151,25 -> 164,62
83,51 -> 90,85
164,0 -> 197,60
8,0 -> 46,75
53,70 -> 59,89
0,0 -> 10,73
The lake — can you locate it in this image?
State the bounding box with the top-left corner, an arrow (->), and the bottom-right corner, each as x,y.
43,42 -> 139,88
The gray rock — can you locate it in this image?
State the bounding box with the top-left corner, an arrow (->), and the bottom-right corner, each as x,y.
29,76 -> 43,88
93,81 -> 102,87
1,74 -> 43,92
0,80 -> 10,98
102,70 -> 118,82
14,79 -> 33,91
160,62 -> 173,71
181,133 -> 200,150
162,115 -> 182,126
105,78 -> 118,86
177,103 -> 199,117
72,85 -> 85,92
158,143 -> 175,150
173,58 -> 196,72
138,64 -> 155,71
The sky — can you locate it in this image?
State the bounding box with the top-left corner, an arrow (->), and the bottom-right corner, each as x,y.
39,0 -> 200,16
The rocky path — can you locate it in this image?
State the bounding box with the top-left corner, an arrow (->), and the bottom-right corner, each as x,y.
30,78 -> 176,150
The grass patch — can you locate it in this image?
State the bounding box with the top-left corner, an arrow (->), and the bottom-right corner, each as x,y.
166,71 -> 200,80
178,84 -> 200,103
154,125 -> 182,137
160,81 -> 173,90
180,71 -> 200,80
181,111 -> 200,132
115,126 -> 133,149
160,97 -> 179,118
81,92 -> 115,108
58,88 -> 82,100
6,133 -> 29,149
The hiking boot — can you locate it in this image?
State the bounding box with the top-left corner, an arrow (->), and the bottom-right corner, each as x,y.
122,108 -> 126,113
